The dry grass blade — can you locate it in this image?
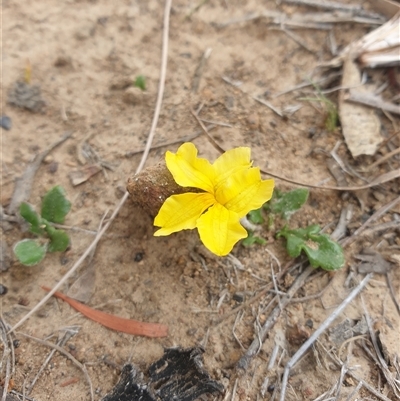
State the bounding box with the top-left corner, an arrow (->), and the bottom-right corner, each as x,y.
17,332 -> 94,401
0,318 -> 15,401
346,90 -> 400,115
237,265 -> 315,371
8,0 -> 173,334
26,327 -> 79,395
278,274 -> 373,401
341,195 -> 400,247
367,146 -> 400,170
191,105 -> 400,191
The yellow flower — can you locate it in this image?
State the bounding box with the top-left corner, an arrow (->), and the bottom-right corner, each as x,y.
154,143 -> 274,256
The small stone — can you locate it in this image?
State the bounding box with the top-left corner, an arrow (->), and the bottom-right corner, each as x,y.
47,161 -> 59,174
0,115 -> 12,130
54,56 -> 73,68
0,284 -> 8,295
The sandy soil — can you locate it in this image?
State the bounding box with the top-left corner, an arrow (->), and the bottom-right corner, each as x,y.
1,1 -> 399,400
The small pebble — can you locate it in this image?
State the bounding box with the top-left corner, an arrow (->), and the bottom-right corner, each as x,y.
134,252 -> 144,262
0,115 -> 12,130
0,284 -> 8,295
47,161 -> 59,174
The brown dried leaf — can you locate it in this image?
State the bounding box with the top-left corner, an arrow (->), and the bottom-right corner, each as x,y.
69,164 -> 102,186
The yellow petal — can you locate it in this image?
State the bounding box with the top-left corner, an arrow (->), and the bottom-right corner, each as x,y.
154,193 -> 215,236
213,147 -> 252,190
216,167 -> 274,216
165,143 -> 215,193
196,203 -> 247,256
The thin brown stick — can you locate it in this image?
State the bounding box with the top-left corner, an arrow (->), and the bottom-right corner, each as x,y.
237,265 -> 315,371
341,195 -> 400,248
27,328 -> 78,395
125,130 -> 205,157
17,332 -> 94,401
9,0 -> 173,335
386,271 -> 400,316
191,107 -> 400,191
279,274 -> 373,401
367,146 -> 400,170
213,261 -> 294,325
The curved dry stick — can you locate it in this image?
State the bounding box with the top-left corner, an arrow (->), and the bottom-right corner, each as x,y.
190,109 -> 400,191
9,0 -> 173,335
42,286 -> 168,337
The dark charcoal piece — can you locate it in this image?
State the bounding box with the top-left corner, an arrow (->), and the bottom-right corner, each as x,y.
101,364 -> 153,401
101,347 -> 224,401
149,347 -> 224,401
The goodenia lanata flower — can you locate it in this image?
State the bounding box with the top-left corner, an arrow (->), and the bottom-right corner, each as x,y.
154,143 -> 274,256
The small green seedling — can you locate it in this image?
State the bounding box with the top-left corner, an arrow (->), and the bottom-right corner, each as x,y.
14,186 -> 71,266
300,83 -> 339,132
243,188 -> 344,271
277,225 -> 345,271
267,188 -> 309,219
247,208 -> 264,224
242,231 -> 266,247
134,75 -> 146,91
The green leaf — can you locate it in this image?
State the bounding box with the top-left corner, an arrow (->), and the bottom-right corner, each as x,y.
14,239 -> 47,266
20,202 -> 45,235
134,75 -> 146,91
248,208 -> 264,224
242,231 -> 267,247
277,225 -> 345,271
41,186 -> 71,224
45,225 -> 70,252
268,188 -> 309,219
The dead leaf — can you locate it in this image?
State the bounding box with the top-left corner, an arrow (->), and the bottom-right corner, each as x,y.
68,164 -> 102,186
42,286 -> 168,338
66,263 -> 96,303
355,250 -> 393,273
339,57 -> 382,157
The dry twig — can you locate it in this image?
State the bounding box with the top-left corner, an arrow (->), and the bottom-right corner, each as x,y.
279,274 -> 373,401
17,331 -> 94,401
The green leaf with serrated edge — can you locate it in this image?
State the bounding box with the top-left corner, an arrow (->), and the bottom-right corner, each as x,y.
242,231 -> 267,247
20,202 -> 45,235
267,188 -> 309,219
14,239 -> 47,266
41,186 -> 71,224
277,225 -> 344,271
248,208 -> 264,224
46,225 -> 70,252
134,75 -> 146,91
